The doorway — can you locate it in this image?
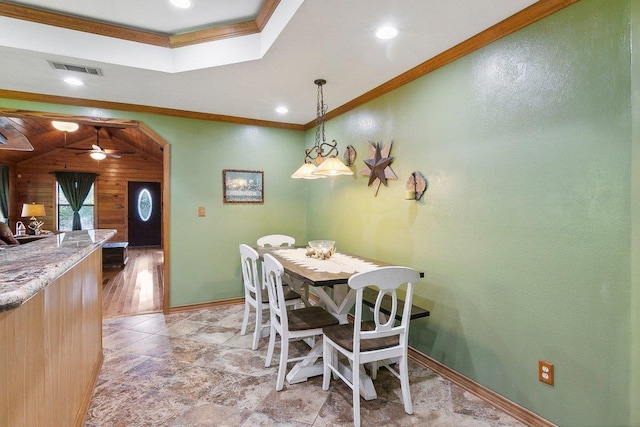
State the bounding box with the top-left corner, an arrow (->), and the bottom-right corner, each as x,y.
128,181 -> 161,246
103,181 -> 163,318
0,108 -> 171,316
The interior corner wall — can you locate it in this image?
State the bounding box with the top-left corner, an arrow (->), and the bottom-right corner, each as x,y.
159,117 -> 308,305
305,1 -> 633,425
630,1 -> 640,425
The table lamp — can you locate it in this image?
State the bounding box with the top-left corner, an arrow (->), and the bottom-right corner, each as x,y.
21,203 -> 46,235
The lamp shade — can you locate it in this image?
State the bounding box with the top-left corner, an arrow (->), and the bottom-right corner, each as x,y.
291,162 -> 326,179
21,203 -> 45,218
312,157 -> 354,176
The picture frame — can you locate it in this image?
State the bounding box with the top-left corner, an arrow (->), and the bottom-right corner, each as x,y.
223,169 -> 264,204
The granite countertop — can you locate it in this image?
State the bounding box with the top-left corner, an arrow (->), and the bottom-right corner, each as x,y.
0,229 -> 116,312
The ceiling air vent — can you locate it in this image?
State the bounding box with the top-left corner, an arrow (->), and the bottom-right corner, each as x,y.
47,60 -> 103,76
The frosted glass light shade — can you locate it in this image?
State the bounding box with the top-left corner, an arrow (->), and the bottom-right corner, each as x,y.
51,121 -> 79,132
90,151 -> 107,160
312,157 -> 354,176
291,162 -> 326,179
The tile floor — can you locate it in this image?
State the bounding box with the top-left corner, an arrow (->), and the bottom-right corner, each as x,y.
85,304 -> 527,426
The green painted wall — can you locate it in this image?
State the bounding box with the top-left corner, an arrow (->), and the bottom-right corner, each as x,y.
2,1 -> 639,424
630,1 -> 640,424
155,117 -> 308,305
306,1 -> 635,426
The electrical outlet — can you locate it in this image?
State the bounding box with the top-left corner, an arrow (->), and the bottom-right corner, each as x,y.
198,206 -> 205,217
538,360 -> 554,386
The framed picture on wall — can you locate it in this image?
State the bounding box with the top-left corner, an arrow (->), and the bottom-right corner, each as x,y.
223,169 -> 264,204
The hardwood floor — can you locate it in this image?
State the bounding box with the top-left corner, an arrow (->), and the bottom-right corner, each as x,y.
102,246 -> 164,318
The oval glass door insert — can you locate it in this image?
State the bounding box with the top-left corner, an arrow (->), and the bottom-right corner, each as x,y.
137,188 -> 152,222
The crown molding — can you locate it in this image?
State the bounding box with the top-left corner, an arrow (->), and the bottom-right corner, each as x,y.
0,0 -> 281,48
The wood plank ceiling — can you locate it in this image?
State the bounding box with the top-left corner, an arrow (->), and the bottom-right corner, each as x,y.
0,113 -> 163,166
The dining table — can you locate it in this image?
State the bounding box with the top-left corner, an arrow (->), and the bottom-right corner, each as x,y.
256,246 -> 426,400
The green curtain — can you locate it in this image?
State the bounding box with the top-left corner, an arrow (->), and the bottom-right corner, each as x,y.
0,164 -> 8,225
55,172 -> 96,230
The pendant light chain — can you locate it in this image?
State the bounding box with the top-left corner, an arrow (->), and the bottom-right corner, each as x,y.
315,78 -> 327,150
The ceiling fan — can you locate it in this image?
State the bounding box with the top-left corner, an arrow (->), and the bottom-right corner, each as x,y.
0,118 -> 34,151
70,126 -> 134,159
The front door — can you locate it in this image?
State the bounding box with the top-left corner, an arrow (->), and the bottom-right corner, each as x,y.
128,181 -> 161,246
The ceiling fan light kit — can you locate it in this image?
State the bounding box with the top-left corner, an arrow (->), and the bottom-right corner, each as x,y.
66,126 -> 134,160
90,151 -> 107,160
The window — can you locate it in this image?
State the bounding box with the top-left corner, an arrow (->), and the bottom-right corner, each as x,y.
57,182 -> 95,230
138,188 -> 152,221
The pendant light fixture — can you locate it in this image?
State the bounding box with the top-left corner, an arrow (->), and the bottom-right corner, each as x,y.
52,120 -> 79,169
291,79 -> 354,179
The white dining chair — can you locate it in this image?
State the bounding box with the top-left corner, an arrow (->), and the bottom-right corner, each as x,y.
256,234 -> 295,247
263,253 -> 339,391
239,244 -> 269,350
256,234 -> 304,305
322,266 -> 420,427
239,244 -> 300,350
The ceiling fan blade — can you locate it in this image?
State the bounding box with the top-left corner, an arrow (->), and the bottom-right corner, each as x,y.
106,153 -> 122,159
0,120 -> 34,151
103,148 -> 135,154
91,144 -> 103,152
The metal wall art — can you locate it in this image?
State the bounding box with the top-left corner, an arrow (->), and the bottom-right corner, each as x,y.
405,171 -> 427,201
361,141 -> 397,196
343,145 -> 356,167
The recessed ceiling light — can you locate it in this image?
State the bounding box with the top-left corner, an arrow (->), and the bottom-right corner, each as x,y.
376,26 -> 398,40
276,106 -> 288,114
63,77 -> 84,86
170,0 -> 192,8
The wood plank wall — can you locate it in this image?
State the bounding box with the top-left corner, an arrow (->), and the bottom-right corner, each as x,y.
11,140 -> 162,241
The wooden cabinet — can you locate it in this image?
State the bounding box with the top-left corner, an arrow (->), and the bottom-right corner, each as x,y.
0,248 -> 103,427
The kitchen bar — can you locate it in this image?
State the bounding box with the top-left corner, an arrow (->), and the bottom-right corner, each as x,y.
0,230 -> 115,427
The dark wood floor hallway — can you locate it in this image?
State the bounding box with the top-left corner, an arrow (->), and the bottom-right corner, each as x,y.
102,246 -> 164,318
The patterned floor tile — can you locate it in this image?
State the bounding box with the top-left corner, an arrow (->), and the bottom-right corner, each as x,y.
85,304 -> 527,427
169,402 -> 252,427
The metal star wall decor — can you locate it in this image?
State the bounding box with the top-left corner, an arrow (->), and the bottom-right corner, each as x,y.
361,141 -> 397,196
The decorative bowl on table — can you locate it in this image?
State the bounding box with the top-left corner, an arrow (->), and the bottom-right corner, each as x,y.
306,240 -> 336,260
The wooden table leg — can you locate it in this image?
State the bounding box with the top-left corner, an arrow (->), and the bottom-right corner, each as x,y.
336,362 -> 378,400
285,340 -> 324,384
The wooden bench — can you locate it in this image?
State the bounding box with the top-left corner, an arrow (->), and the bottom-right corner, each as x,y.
362,287 -> 430,321
102,242 -> 129,268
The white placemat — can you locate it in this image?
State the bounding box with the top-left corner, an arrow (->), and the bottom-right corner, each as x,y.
274,248 -> 379,274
